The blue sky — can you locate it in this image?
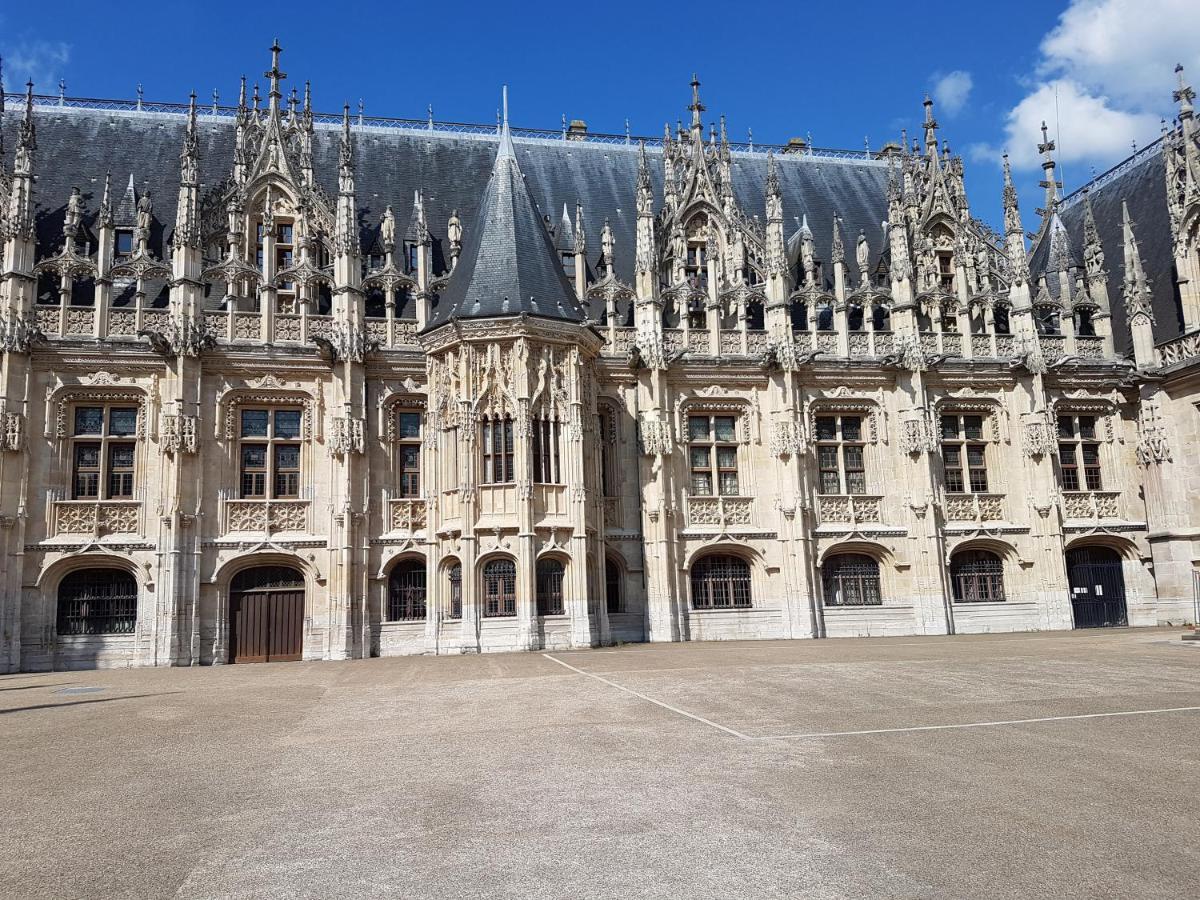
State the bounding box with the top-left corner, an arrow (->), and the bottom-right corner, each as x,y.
1,0 -> 1195,230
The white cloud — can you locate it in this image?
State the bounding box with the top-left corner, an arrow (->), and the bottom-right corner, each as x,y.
1,39 -> 71,92
932,70 -> 973,117
998,79 -> 1160,171
986,0 -> 1200,176
1039,0 -> 1200,109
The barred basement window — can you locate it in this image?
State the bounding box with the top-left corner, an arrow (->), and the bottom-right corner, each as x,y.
822,554 -> 882,606
688,414 -> 739,496
57,569 -> 137,635
815,415 -> 867,494
950,550 -> 1006,603
536,559 -> 565,616
71,405 -> 138,500
396,410 -> 422,498
1058,414 -> 1102,491
531,417 -> 563,484
239,408 -> 303,499
605,557 -> 623,614
387,560 -> 426,621
690,555 -> 752,610
447,564 -> 463,619
482,559 -> 517,617
940,414 -> 988,493
480,416 -> 515,484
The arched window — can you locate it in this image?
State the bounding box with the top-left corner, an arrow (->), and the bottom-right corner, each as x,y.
790,300 -> 808,331
746,299 -> 765,330
447,564 -> 462,619
822,554 -> 882,607
57,568 -> 137,635
950,550 -> 1006,603
690,554 -> 752,610
387,560 -> 426,621
605,557 -> 623,614
536,559 -> 565,616
1075,306 -> 1096,336
482,559 -> 517,617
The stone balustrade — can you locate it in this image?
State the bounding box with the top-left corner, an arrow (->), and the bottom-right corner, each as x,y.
52,500 -> 142,537
941,493 -> 1005,522
816,494 -> 882,525
1060,490 -> 1121,521
687,495 -> 754,528
223,499 -> 310,534
388,498 -> 427,532
1157,330 -> 1200,367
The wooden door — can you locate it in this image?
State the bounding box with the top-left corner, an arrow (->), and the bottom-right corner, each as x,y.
230,589 -> 304,663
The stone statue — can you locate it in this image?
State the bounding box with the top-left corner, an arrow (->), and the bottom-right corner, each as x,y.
381,205 -> 396,250
856,229 -> 869,274
601,218 -> 615,271
65,187 -> 82,233
136,192 -> 153,234
447,209 -> 462,249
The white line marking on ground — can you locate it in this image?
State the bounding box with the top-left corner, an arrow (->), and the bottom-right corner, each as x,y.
542,653 -> 752,740
755,705 -> 1200,740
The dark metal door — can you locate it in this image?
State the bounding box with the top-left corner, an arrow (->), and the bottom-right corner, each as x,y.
230,589 -> 304,663
1067,547 -> 1127,628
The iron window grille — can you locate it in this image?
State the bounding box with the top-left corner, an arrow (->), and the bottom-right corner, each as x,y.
690,555 -> 752,610
815,415 -> 867,495
57,569 -> 137,635
447,564 -> 463,619
230,566 -> 305,593
688,414 -> 739,496
71,405 -> 138,500
482,559 -> 517,617
536,559 -> 566,616
941,414 -> 989,493
950,550 -> 1007,603
387,560 -> 427,621
822,554 -> 883,606
1057,414 -> 1103,491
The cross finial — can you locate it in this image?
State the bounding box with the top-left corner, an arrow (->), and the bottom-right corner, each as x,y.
1038,120 -> 1055,158
265,39 -> 287,104
689,73 -> 704,131
1174,63 -> 1195,114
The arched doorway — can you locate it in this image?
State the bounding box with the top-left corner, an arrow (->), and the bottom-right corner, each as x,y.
1066,546 -> 1127,628
229,565 -> 305,663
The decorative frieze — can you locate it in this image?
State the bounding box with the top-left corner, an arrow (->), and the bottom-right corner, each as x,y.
53,501 -> 141,537
1021,411 -> 1055,458
687,496 -> 753,528
1,412 -> 24,452
330,415 -> 366,456
224,499 -> 310,534
816,494 -> 882,525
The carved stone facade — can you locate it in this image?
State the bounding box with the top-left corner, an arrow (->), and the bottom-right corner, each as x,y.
2,50 -> 1200,673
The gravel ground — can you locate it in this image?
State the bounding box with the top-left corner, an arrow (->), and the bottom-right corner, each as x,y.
2,627 -> 1198,899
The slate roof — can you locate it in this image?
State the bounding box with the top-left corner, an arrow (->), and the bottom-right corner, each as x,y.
427,122 -> 586,326
8,102 -> 1186,351
1055,143 -> 1182,351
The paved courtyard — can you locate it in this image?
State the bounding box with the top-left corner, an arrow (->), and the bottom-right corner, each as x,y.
3,628 -> 1199,899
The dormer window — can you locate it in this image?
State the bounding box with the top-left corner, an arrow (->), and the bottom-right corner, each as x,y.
561,251 -> 574,273
405,242 -> 419,273
115,230 -> 134,257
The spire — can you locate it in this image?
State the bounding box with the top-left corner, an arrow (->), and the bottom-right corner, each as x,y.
497,84 -> 515,161
831,216 -> 845,265
98,171 -> 113,228
335,104 -> 358,258
922,95 -> 938,158
0,57 -> 5,162
574,201 -> 586,256
265,39 -> 286,112
15,80 -> 36,175
1082,190 -> 1105,278
173,91 -> 202,250
1002,153 -> 1022,237
428,87 -> 586,328
238,75 -> 248,114
766,150 -> 781,209
688,74 -> 704,140
556,203 -> 575,252
1122,199 -> 1154,322
1036,121 -> 1061,222
636,140 -> 653,217
339,103 -> 354,185
1175,63 -> 1196,125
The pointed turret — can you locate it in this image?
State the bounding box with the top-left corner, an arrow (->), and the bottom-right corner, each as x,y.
1036,121 -> 1062,230
335,104 -> 359,258
8,81 -> 37,239
635,142 -> 657,296
688,74 -> 704,143
1002,154 -> 1029,286
265,39 -> 286,115
1122,199 -> 1157,366
922,95 -> 938,160
173,91 -> 201,250
427,88 -> 585,328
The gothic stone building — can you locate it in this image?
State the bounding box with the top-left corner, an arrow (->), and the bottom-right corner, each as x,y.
2,48 -> 1200,671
